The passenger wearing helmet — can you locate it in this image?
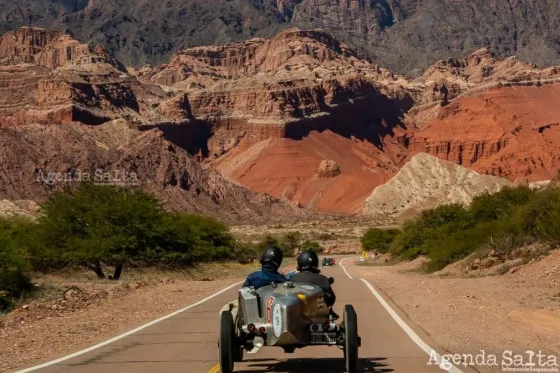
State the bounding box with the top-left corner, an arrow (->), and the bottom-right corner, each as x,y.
243,246 -> 287,289
290,251 -> 336,307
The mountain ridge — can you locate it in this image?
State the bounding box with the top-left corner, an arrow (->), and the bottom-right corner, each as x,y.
1,0 -> 559,75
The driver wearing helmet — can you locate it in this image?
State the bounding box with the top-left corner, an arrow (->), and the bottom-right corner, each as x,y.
243,246 -> 287,289
290,251 -> 336,307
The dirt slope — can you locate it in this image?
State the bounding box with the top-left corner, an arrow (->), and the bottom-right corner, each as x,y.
213,129 -> 402,213
0,123 -> 313,224
363,153 -> 511,220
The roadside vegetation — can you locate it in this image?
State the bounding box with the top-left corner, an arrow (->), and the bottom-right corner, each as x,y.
0,183 -> 294,312
361,186 -> 560,272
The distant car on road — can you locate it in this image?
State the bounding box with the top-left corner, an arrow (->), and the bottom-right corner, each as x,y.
322,257 -> 335,266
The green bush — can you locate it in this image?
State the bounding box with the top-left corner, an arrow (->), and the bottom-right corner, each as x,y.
234,242 -> 258,264
516,188 -> 560,243
281,231 -> 303,254
0,217 -> 34,311
470,186 -> 535,221
361,228 -> 401,253
373,186 -> 556,273
301,240 -> 324,253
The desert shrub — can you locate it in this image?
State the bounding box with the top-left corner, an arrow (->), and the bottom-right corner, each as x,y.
423,221 -> 501,272
419,203 -> 470,228
361,228 -> 401,253
515,188 -> 560,243
255,234 -> 296,257
35,183 -> 166,279
0,217 -> 34,310
155,213 -> 235,266
390,204 -> 471,258
470,186 -> 535,222
234,242 -> 259,264
281,231 -> 303,254
387,187 -> 541,272
301,240 -> 324,253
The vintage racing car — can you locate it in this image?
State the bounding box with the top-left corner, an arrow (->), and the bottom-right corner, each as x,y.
219,278 -> 360,373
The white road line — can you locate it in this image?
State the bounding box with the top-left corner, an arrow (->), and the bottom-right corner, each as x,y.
360,279 -> 464,373
14,281 -> 244,373
339,257 -> 354,279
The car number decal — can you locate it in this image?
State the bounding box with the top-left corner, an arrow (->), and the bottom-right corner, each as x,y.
265,296 -> 275,323
272,304 -> 282,337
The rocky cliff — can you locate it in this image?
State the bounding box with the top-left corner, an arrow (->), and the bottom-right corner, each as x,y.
0,28 -> 191,127
2,26 -> 560,217
0,27 -> 316,222
135,28 -> 417,158
0,122 -> 313,223
1,0 -> 559,75
403,83 -> 560,182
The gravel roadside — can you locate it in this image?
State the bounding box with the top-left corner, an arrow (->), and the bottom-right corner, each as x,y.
348,252 -> 560,373
0,276 -> 242,373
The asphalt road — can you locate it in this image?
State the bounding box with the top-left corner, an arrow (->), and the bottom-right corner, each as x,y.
23,262 -> 466,373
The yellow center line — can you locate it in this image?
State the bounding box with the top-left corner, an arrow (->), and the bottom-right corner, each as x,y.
207,363 -> 220,373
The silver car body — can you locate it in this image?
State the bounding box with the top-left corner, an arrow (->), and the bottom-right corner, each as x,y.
237,282 -> 336,346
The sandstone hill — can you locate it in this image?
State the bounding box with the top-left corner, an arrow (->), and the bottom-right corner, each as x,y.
2,26 -> 560,218
363,153 -> 512,220
131,28 -> 560,213
133,28 -> 418,213
0,122 -> 313,224
403,83 -> 560,182
0,28 -> 316,223
1,0 -> 558,76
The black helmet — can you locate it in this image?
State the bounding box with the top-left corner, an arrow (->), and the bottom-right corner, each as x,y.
297,250 -> 319,272
260,246 -> 283,268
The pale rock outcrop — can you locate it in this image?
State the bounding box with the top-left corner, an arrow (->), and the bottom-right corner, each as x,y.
363,153 -> 511,220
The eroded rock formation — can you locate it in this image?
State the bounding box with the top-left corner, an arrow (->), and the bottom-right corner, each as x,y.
363,153 -> 511,220
0,27 -> 189,127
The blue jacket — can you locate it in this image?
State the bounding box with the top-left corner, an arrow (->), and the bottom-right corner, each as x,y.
243,263 -> 287,289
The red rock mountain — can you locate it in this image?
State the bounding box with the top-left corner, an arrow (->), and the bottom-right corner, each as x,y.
0,28 -> 315,223
2,27 -> 560,217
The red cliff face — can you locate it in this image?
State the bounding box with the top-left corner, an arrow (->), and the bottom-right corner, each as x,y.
0,27 -> 192,127
405,83 -> 560,181
3,26 -> 560,215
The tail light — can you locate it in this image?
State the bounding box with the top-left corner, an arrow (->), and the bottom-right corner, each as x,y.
311,324 -> 319,332
258,326 -> 266,334
323,320 -> 330,331
248,323 -> 256,333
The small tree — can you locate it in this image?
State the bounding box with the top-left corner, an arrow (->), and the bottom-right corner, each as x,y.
37,183 -> 165,280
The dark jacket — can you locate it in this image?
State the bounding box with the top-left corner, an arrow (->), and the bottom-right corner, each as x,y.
243,263 -> 287,289
290,270 -> 336,306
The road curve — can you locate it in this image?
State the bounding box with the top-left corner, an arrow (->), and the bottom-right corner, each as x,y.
16,260 -> 471,373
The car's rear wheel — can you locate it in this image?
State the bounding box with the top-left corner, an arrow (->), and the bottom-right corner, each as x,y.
343,305 -> 358,373
219,311 -> 235,373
